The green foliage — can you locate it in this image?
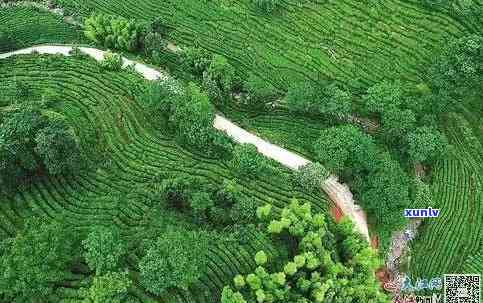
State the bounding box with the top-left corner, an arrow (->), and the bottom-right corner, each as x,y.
407,126 -> 449,164
158,173 -> 257,226
223,200 -> 389,302
138,80 -> 232,157
84,13 -> 144,51
137,78 -> 180,127
357,152 -> 411,229
203,54 -> 238,103
143,31 -> 166,58
34,119 -> 81,175
314,125 -> 411,238
286,82 -> 352,119
83,226 -> 126,275
230,144 -> 268,178
100,51 -> 123,71
293,162 -> 329,193
139,229 -> 209,295
255,250 -> 268,265
412,177 -> 435,209
172,83 -> 215,144
241,73 -> 278,109
180,47 -> 213,77
251,0 -> 281,13
0,104 -> 81,190
428,35 -> 482,112
83,271 -> 131,303
221,287 -> 247,303
0,218 -> 77,301
313,125 -> 376,174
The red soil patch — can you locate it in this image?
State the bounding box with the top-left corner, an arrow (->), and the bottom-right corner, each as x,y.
330,205 -> 344,223
376,267 -> 396,292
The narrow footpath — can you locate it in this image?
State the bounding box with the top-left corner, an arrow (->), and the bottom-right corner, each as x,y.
0,45 -> 370,241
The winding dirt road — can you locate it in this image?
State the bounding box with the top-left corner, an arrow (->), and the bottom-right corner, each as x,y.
0,45 -> 370,241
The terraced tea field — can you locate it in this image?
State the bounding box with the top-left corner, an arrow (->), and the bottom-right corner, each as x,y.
52,0 -> 480,89
0,54 -> 330,302
410,114 -> 483,278
0,6 -> 86,52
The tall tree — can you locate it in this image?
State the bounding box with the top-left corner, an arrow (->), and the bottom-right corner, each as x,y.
83,226 -> 127,275
0,218 -> 77,301
407,126 -> 449,164
139,229 -> 209,295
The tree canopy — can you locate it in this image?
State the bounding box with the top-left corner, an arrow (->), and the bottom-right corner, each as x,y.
139,229 -> 209,295
0,105 -> 81,191
84,13 -> 144,51
0,218 -> 77,301
222,200 -> 389,303
83,225 -> 127,275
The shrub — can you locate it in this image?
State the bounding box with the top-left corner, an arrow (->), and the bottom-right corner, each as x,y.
180,47 -> 212,77
242,73 -> 278,109
84,13 -> 144,51
100,51 -> 123,71
285,81 -> 351,119
293,162 -> 329,193
203,54 -> 237,103
230,144 -> 268,178
251,0 -> 281,13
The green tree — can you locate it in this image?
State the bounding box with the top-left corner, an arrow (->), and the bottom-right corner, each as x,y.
362,80 -> 404,115
293,162 -> 329,193
357,152 -> 411,229
0,105 -> 81,190
230,198 -> 257,224
380,108 -> 416,143
407,126 -> 449,164
137,79 -> 180,128
285,82 -> 323,114
230,144 -> 268,178
84,14 -> 144,51
172,83 -> 215,147
0,29 -> 16,51
223,200 -> 389,302
428,35 -> 482,112
413,177 -> 434,209
139,229 -> 209,295
286,82 -> 352,119
34,119 -> 81,175
83,271 -> 131,303
143,31 -> 166,59
313,125 -> 376,174
203,54 -> 237,102
0,218 -> 77,301
83,226 -> 126,275
180,47 -> 213,77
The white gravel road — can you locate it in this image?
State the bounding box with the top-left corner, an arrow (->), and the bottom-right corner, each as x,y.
0,45 -> 370,241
